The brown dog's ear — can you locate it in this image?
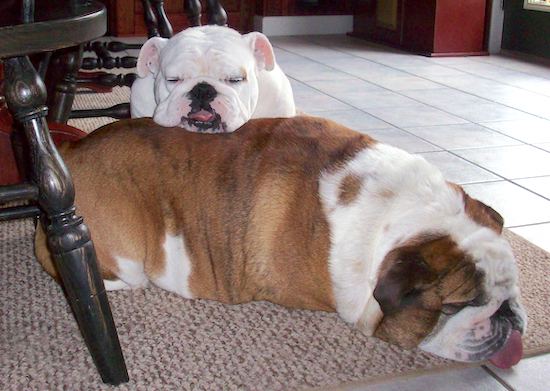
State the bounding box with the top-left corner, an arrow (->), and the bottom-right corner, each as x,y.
373,244 -> 437,314
464,194 -> 504,234
136,37 -> 168,77
448,182 -> 504,234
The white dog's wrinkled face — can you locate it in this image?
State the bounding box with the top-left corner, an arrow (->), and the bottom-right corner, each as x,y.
372,228 -> 526,369
136,26 -> 275,133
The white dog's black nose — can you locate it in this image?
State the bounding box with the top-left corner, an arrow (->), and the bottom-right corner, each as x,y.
189,82 -> 217,103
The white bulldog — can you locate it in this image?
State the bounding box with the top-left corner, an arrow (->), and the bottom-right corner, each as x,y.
130,25 -> 296,133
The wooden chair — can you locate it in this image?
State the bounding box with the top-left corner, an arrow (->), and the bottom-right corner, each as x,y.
0,0 -> 128,384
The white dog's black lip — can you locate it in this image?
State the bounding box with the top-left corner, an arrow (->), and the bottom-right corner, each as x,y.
181,110 -> 225,132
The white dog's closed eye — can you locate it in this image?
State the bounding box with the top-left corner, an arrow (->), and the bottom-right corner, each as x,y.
226,76 -> 246,84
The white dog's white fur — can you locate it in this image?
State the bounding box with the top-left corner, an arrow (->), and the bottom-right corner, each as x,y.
131,25 -> 296,132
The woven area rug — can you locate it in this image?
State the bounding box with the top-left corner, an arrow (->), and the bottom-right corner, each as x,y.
0,218 -> 549,390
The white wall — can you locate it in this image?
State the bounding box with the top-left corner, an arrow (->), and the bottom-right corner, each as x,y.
253,15 -> 353,36
488,0 -> 505,53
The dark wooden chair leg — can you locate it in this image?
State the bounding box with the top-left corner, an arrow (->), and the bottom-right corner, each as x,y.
69,103 -> 131,120
46,45 -> 83,123
81,55 -> 137,70
185,0 -> 202,26
83,41 -> 142,53
142,0 -> 160,37
151,0 -> 173,37
77,73 -> 137,89
206,0 -> 227,26
3,56 -> 129,386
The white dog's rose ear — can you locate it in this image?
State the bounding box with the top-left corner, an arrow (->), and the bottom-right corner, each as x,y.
243,32 -> 275,71
137,37 -> 168,77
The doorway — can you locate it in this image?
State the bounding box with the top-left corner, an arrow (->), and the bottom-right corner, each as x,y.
502,0 -> 550,58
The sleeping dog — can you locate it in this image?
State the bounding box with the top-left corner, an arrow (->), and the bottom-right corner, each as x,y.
35,116 -> 526,369
130,25 -> 296,133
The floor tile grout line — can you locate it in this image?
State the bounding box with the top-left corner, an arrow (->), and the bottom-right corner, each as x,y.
450,122 -> 550,150
510,174 -> 550,181
506,181 -> 550,203
472,52 -> 550,82
507,221 -> 550,229
509,173 -> 550,181
482,366 -> 516,391
273,40 -> 550,122
441,144 -> 549,154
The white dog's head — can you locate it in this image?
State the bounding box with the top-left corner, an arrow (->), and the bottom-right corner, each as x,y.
136,25 -> 276,133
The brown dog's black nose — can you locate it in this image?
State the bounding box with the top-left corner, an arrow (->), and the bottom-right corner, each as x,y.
493,299 -> 524,332
189,82 -> 217,102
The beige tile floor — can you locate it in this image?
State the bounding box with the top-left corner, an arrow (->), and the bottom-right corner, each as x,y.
114,33 -> 550,390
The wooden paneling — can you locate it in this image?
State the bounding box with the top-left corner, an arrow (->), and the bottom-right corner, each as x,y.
114,0 -> 135,35
110,0 -> 354,36
110,0 -> 252,36
255,0 -> 352,16
133,11 -> 245,35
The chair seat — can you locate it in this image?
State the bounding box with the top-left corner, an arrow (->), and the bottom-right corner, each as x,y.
0,103 -> 87,185
0,1 -> 106,58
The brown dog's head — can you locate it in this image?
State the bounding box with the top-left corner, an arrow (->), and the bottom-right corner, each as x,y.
371,191 -> 525,368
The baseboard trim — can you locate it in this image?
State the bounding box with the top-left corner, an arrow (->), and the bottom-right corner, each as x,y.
253,15 -> 353,36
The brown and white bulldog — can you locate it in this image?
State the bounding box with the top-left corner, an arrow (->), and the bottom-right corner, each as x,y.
35,117 -> 526,369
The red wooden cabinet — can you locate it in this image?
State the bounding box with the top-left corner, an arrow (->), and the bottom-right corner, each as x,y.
352,0 -> 489,56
